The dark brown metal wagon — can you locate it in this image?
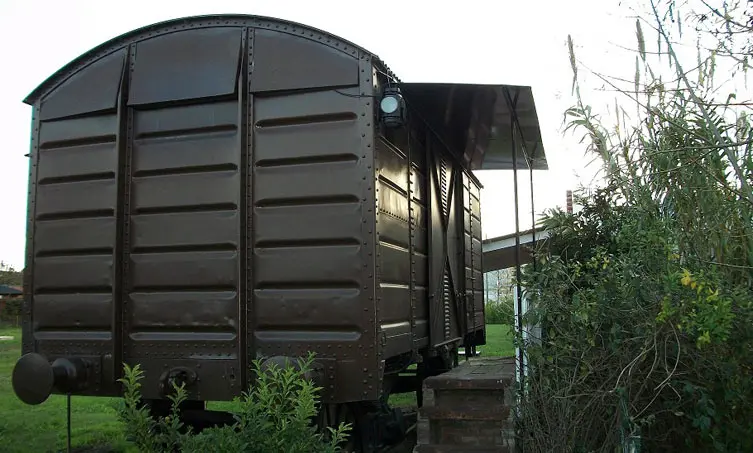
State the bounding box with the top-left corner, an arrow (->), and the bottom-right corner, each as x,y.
11,14 -> 546,451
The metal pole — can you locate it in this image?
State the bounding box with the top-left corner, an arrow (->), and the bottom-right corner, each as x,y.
525,150 -> 537,380
67,394 -> 72,453
530,165 -> 536,269
504,88 -> 524,387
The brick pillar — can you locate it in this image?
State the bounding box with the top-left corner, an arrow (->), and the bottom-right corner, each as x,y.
414,357 -> 517,452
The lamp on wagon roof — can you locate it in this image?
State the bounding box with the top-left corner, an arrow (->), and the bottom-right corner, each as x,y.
379,85 -> 406,128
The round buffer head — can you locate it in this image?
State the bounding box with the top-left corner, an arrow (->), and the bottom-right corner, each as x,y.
12,353 -> 55,405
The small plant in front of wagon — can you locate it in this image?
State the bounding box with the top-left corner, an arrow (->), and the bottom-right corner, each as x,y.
117,353 -> 351,453
118,363 -> 182,453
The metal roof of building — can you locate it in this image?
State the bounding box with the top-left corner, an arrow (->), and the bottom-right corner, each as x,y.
0,285 -> 22,295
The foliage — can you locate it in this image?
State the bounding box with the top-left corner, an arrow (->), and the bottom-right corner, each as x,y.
117,354 -> 351,453
689,0 -> 752,75
485,269 -> 515,325
0,272 -> 22,287
117,364 -> 190,453
0,261 -> 24,287
517,189 -> 753,452
0,298 -> 22,326
0,262 -> 23,287
485,295 -> 515,325
0,262 -> 24,327
516,1 -> 753,451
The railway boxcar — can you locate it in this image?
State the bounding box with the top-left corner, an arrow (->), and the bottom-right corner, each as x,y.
11,14 -> 546,451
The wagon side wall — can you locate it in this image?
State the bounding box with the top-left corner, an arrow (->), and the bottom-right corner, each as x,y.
374,102 -> 431,365
374,81 -> 487,364
461,172 -> 486,346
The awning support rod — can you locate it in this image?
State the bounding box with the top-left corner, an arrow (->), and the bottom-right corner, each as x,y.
503,87 -> 525,388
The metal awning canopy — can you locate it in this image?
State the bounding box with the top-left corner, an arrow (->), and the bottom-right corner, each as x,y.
0,285 -> 22,296
399,82 -> 550,386
400,83 -> 548,172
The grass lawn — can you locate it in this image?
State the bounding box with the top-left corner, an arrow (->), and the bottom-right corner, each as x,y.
474,324 -> 515,357
0,324 -> 514,452
0,326 -> 134,453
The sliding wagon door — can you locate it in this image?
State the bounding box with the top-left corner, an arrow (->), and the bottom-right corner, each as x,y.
427,139 -> 466,350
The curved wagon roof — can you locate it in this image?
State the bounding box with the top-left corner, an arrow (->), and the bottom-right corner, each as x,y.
24,14 -> 397,105
24,14 -> 547,172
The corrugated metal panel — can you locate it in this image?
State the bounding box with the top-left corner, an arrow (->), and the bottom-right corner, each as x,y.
128,28 -> 242,105
123,40 -> 244,399
30,107 -> 121,371
250,29 -> 358,93
462,172 -> 485,343
250,57 -> 374,400
38,49 -> 126,121
375,134 -> 412,359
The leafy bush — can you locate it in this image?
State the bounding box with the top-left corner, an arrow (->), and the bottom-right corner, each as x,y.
516,2 -> 753,451
0,265 -> 23,287
117,354 -> 351,453
0,266 -> 24,326
0,297 -> 22,326
485,295 -> 514,325
518,189 -> 753,452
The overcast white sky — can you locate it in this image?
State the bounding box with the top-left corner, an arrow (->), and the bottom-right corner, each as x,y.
0,0 -> 658,269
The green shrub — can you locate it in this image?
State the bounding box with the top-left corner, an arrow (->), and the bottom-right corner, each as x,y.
516,4 -> 753,450
485,295 -> 514,325
517,189 -> 753,452
117,353 -> 351,453
0,297 -> 22,326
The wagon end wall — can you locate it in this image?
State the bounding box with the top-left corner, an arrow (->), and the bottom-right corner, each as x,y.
21,17 -> 385,404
